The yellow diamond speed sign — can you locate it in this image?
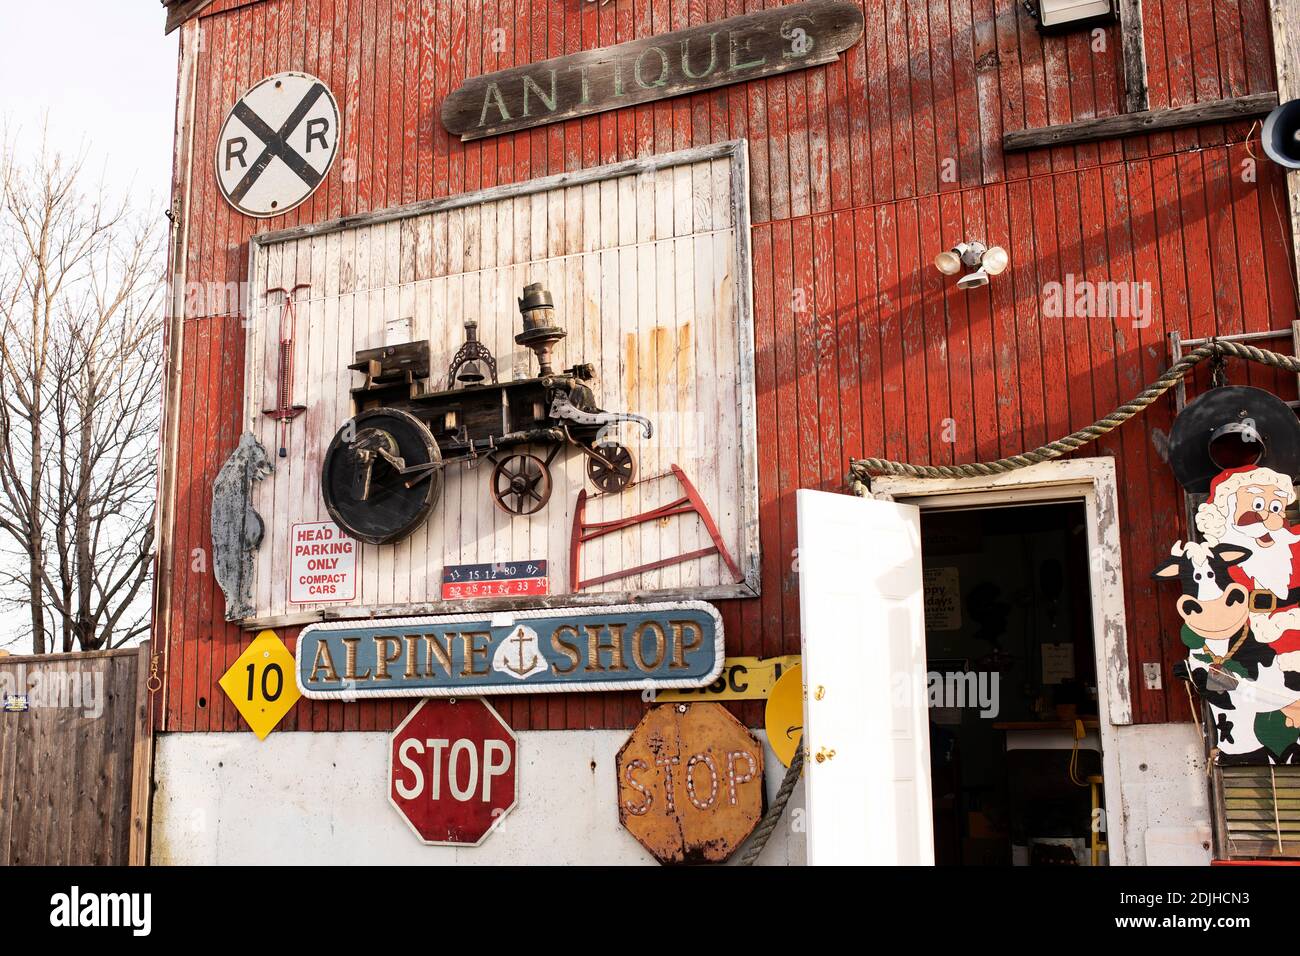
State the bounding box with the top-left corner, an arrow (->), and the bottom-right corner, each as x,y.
219,630 -> 300,739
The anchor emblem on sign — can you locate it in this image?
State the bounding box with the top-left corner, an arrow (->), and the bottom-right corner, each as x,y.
491,624 -> 546,680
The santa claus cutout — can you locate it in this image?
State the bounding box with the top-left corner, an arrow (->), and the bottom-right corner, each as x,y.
1198,467 -> 1300,621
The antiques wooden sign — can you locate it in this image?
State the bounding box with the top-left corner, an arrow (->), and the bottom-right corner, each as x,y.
441,0 -> 865,140
294,601 -> 724,699
616,702 -> 764,864
389,699 -> 518,846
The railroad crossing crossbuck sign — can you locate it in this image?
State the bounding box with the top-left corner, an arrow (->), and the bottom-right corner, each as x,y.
216,72 -> 340,218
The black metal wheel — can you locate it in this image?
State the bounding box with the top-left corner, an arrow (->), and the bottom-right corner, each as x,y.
586,441 -> 635,493
322,407 -> 441,545
491,453 -> 552,516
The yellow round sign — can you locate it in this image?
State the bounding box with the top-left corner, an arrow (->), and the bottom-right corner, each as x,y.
765,664 -> 804,768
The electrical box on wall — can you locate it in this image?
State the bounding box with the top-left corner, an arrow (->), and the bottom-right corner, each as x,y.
1029,0 -> 1115,33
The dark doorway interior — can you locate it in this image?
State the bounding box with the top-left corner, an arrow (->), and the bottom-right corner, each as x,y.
921,500 -> 1103,866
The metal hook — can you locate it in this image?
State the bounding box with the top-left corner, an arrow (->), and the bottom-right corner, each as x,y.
1208,338 -> 1228,389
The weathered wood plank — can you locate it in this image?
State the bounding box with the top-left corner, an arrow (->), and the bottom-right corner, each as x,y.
0,650 -> 146,865
1271,0 -> 1300,284
1003,91 -> 1279,151
165,0 -> 221,35
241,144 -> 755,628
1116,0 -> 1150,113
128,643 -> 154,866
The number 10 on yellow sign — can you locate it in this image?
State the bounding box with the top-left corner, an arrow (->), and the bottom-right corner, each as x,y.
218,630 -> 301,739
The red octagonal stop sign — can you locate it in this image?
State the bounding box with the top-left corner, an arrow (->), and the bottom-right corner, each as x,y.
389,699 -> 518,846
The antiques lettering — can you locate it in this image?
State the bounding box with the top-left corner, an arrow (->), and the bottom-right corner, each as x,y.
441,1 -> 865,140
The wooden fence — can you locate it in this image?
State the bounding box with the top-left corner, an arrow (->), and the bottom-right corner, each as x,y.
0,643 -> 153,865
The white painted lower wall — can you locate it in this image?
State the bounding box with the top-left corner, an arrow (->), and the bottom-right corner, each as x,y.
1112,722 -> 1213,866
152,722 -> 1213,865
151,729 -> 807,865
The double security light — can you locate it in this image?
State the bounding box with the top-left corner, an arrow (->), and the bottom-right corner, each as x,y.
934,241 -> 1010,290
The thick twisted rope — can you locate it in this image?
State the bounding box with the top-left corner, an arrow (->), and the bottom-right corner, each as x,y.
738,746 -> 805,866
849,340 -> 1300,486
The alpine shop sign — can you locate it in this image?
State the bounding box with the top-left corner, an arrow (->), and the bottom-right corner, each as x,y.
441,0 -> 864,140
294,602 -> 723,699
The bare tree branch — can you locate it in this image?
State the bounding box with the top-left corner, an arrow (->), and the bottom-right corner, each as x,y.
0,132 -> 162,653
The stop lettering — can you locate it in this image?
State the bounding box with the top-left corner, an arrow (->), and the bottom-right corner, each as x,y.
388,699 -> 518,846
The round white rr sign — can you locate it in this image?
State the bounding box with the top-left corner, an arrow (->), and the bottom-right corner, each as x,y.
215,72 -> 340,218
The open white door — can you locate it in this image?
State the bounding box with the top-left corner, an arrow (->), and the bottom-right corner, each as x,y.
796,489 -> 933,865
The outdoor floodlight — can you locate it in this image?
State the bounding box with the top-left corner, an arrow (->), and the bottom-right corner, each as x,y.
934,241 -> 1010,290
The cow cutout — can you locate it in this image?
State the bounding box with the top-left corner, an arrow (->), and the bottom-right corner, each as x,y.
1155,538 -> 1300,764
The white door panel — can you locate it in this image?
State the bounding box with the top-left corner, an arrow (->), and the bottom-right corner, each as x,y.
796,490 -> 933,865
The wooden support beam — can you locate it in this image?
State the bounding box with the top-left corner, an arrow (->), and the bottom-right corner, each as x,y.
1272,0 -> 1300,292
1003,92 -> 1278,151
128,642 -> 154,867
1117,0 -> 1150,113
163,0 -> 217,34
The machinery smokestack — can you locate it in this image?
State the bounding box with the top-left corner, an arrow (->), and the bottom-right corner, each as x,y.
515,282 -> 565,377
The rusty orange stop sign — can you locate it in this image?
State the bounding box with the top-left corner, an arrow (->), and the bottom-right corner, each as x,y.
616,702 -> 764,864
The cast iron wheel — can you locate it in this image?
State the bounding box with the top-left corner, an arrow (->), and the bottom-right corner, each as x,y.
586,442 -> 635,493
321,407 -> 442,545
491,453 -> 552,516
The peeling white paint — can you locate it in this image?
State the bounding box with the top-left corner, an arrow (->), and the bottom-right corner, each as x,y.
1113,722 -> 1212,866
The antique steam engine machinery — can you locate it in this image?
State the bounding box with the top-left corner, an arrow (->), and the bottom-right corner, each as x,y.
321,283 -> 653,545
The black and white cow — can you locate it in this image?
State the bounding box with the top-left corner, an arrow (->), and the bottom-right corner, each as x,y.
1154,541 -> 1300,764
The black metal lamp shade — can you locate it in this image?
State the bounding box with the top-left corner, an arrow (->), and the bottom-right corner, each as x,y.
1168,386 -> 1300,493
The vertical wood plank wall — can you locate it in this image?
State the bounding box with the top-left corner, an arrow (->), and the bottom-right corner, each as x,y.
159,0 -> 1299,732
0,647 -> 152,865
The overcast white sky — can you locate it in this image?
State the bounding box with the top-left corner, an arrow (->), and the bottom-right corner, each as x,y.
0,1 -> 178,206
0,4 -> 176,651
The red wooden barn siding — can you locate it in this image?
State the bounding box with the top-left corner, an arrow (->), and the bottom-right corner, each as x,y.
157,0 -> 1298,733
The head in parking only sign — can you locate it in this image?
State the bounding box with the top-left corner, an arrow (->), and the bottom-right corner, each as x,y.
216,72 -> 340,218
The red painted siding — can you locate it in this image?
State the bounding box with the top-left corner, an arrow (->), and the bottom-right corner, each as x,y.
156,0 -> 1298,732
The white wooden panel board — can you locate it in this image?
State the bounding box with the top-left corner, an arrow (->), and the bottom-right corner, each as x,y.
242,142 -> 758,627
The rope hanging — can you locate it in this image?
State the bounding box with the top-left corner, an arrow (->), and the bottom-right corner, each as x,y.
849,340 -> 1300,487
738,746 -> 805,866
